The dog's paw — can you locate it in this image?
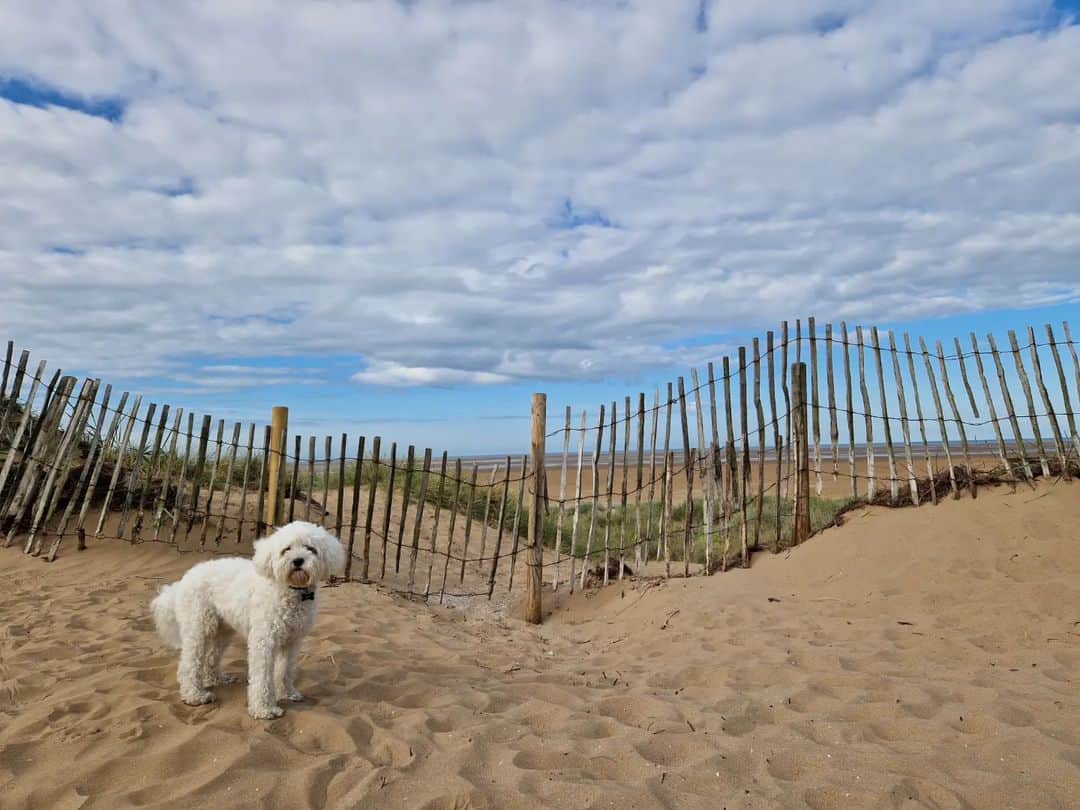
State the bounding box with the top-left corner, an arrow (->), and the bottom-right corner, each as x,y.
283,688 -> 305,702
181,690 -> 216,706
249,704 -> 284,720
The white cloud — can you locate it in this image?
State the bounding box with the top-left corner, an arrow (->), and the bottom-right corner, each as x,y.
0,1 -> 1078,388
351,362 -> 510,387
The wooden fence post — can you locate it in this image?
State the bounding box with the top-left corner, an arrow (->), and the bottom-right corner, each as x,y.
792,363 -> 811,546
525,393 -> 546,625
266,406 -> 288,529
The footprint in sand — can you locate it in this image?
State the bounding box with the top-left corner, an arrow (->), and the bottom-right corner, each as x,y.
633,733 -> 715,768
994,703 -> 1034,727
765,750 -> 807,782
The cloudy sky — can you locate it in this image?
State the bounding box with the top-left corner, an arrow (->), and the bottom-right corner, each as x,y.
2,1 -> 1079,452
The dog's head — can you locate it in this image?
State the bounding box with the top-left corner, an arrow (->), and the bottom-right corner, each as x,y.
252,521 -> 346,588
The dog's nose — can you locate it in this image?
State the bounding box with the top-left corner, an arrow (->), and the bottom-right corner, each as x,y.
292,557 -> 305,569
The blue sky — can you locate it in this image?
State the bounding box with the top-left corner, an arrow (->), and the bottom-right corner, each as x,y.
1,2 -> 1079,454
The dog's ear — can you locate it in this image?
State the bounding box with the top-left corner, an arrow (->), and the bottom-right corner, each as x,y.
252,537 -> 274,579
310,527 -> 346,580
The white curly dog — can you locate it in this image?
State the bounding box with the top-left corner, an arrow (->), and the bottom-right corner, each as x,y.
150,521 -> 345,719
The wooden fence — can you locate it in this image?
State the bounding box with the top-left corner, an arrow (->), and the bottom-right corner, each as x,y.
1,317 -> 1078,622
538,318 -> 1080,601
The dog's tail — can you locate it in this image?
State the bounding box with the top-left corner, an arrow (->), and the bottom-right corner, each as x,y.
150,584 -> 182,649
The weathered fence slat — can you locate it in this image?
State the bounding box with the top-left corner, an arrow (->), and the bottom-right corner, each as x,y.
0,341 -> 11,401
1045,325 -> 1077,442
633,394 -> 645,575
27,378 -> 98,554
306,435 -> 316,522
723,356 -> 737,507
987,333 -> 1032,481
322,435 -> 332,528
870,327 -> 899,503
508,454 -> 528,588
406,447 -> 432,594
254,424 -> 270,536
580,404 -> 604,589
47,386 -> 112,560
53,385 -> 118,555
439,457 -> 464,602
841,322 -> 857,498
0,360 -> 48,506
118,401 -> 159,540
362,436 -> 381,581
379,441 -> 397,579
214,421 -> 242,544
660,383 -> 673,562
792,363 -> 811,545
645,390 -> 660,562
737,348 -> 749,568
4,369 -> 65,522
395,444 -> 416,573
855,327 -> 875,500
486,457 -> 512,598
767,330 -> 782,550
887,333 -> 919,506
6,376 -> 76,546
476,458 -> 500,576
660,451 -> 669,578
677,379 -> 695,577
289,435 -> 301,523
809,317 -> 822,495
568,410 -> 587,592
335,433 -> 347,539
169,413 -> 197,542
552,406 -> 571,589
935,340 -> 976,499
1008,330 -> 1050,478
969,333 -> 1015,486
603,400 -> 618,586
197,418 -> 224,547
232,423 -> 254,542
902,334 -> 937,503
825,323 -> 839,479
1028,327 -> 1069,478
423,453 -> 449,600
457,460 -> 479,585
618,396 -> 631,579
345,435 -> 366,577
96,395 -> 145,538
918,338 -> 959,498
690,369 -> 712,573
1065,322 -> 1080,407
0,350 -> 30,444
780,322 -> 791,499
954,337 -> 980,418
752,338 -> 767,553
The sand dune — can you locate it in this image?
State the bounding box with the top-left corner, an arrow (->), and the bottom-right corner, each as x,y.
2,480 -> 1078,808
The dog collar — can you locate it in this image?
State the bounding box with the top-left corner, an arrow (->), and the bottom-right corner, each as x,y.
290,587 -> 315,601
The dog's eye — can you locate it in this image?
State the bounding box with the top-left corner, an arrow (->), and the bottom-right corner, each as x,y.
304,545 -> 318,556
280,549 -> 288,557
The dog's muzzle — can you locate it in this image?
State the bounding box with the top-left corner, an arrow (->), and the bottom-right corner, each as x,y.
287,568 -> 312,588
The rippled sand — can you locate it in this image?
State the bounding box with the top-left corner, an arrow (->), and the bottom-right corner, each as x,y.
2,480 -> 1078,808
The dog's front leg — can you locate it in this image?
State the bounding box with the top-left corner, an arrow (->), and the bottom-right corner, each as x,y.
281,638 -> 304,702
247,630 -> 284,719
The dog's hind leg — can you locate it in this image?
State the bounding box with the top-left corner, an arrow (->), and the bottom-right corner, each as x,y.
209,629 -> 241,685
177,611 -> 216,705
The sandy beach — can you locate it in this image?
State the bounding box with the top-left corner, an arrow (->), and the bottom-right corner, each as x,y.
2,479 -> 1078,808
